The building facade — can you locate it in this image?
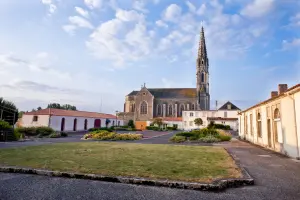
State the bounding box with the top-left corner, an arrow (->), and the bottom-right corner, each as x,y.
118,26 -> 210,127
182,101 -> 240,131
21,108 -> 123,132
239,84 -> 300,159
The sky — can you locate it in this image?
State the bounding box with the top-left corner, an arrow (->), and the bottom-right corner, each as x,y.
0,0 -> 299,114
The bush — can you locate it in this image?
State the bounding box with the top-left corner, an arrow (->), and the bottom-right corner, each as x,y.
169,135 -> 186,143
49,133 -> 60,138
128,120 -> 135,128
15,127 -> 55,136
0,120 -> 11,130
176,132 -> 196,138
82,131 -> 142,141
114,133 -> 142,140
167,126 -> 177,130
207,121 -> 231,130
13,129 -> 22,141
60,132 -> 68,137
146,126 -> 160,131
218,135 -> 232,141
88,127 -> 113,132
198,135 -> 221,143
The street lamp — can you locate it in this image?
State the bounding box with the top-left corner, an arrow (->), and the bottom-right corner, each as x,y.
115,110 -> 119,133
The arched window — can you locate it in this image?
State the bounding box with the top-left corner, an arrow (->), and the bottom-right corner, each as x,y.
61,118 -> 65,131
257,113 -> 262,138
273,108 -> 280,142
73,118 -> 77,131
201,73 -> 205,83
191,104 -> 195,110
274,108 -> 280,119
140,101 -> 147,114
84,119 -> 88,130
157,104 -> 162,115
168,105 -> 173,116
201,60 -> 204,64
179,105 -> 184,117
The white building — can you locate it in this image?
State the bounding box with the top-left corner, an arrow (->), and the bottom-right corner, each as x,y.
21,108 -> 124,132
182,101 -> 241,131
239,84 -> 300,159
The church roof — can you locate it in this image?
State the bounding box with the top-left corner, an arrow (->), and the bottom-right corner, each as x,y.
127,88 -> 197,99
218,101 -> 240,110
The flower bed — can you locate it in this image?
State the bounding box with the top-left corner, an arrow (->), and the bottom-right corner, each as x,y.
82,130 -> 142,141
169,128 -> 232,143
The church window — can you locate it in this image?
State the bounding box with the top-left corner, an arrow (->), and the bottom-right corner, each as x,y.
191,104 -> 195,110
157,104 -> 162,115
190,112 -> 194,117
168,105 -> 173,116
142,92 -> 146,96
202,60 -> 204,64
140,101 -> 147,114
201,73 -> 205,83
179,105 -> 184,117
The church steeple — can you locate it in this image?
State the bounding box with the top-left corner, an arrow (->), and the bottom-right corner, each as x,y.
196,25 -> 210,110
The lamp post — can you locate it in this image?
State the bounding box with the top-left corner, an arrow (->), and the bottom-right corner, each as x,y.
115,110 -> 119,133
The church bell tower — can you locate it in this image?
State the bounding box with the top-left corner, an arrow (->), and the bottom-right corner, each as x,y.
196,25 -> 210,110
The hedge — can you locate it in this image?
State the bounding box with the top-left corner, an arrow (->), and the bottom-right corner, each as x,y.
14,127 -> 55,136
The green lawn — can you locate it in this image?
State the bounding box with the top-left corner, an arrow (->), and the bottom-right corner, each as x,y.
0,143 -> 241,183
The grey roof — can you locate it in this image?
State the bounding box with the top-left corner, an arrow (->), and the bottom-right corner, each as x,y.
127,88 -> 197,99
218,101 -> 240,110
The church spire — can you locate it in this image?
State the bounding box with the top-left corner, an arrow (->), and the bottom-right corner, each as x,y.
198,25 -> 207,59
196,24 -> 210,110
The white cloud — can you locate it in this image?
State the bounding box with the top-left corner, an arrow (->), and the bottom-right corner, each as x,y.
196,4 -> 206,15
63,16 -> 94,35
289,13 -> 300,27
69,16 -> 94,29
282,38 -> 300,50
86,9 -> 153,67
186,1 -> 196,14
163,4 -> 182,22
84,0 -> 103,9
155,20 -> 168,28
241,0 -> 274,18
41,0 -> 57,15
158,31 -> 192,51
116,9 -> 144,22
132,0 -> 148,13
75,6 -> 89,18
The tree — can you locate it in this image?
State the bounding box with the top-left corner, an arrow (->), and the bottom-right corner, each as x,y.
152,118 -> 163,128
128,120 -> 134,128
194,118 -> 203,127
47,103 -> 77,110
37,107 -> 42,110
0,97 -> 19,126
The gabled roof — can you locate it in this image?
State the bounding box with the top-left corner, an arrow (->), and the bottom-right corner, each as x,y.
24,108 -> 116,119
127,88 -> 197,99
240,83 -> 300,113
218,101 -> 240,110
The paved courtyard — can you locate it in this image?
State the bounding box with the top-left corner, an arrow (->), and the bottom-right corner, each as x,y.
0,132 -> 300,200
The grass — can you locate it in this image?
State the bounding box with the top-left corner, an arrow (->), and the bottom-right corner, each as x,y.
0,142 -> 241,183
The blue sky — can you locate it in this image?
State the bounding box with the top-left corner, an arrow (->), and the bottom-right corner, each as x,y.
0,0 -> 299,114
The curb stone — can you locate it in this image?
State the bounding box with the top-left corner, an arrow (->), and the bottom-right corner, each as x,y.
0,165 -> 254,191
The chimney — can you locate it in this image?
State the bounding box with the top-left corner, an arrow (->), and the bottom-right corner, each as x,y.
278,84 -> 288,94
271,91 -> 278,98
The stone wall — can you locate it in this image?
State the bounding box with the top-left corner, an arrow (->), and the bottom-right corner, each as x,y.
117,112 -> 134,125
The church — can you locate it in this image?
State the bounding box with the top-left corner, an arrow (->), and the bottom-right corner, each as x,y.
118,26 -> 211,128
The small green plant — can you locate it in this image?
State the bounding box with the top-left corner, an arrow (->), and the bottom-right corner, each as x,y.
218,135 -> 232,141
176,132 -> 196,138
169,135 -> 186,143
194,118 -> 203,127
49,133 -> 60,138
0,120 -> 11,130
128,120 -> 135,128
198,135 -> 221,143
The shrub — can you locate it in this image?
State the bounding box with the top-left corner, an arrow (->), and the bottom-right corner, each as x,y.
0,120 -> 11,130
13,129 -> 22,141
218,135 -> 232,141
49,133 -> 60,138
36,127 -> 55,136
198,135 -> 221,143
176,132 -> 196,138
169,135 -> 186,143
146,126 -> 160,131
198,128 -> 219,137
15,127 -> 55,136
167,126 -> 177,130
60,132 -> 68,137
88,127 -> 113,132
114,133 -> 142,140
128,120 -> 135,128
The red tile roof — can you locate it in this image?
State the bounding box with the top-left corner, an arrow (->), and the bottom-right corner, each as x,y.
24,108 -> 116,119
207,117 -> 238,121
